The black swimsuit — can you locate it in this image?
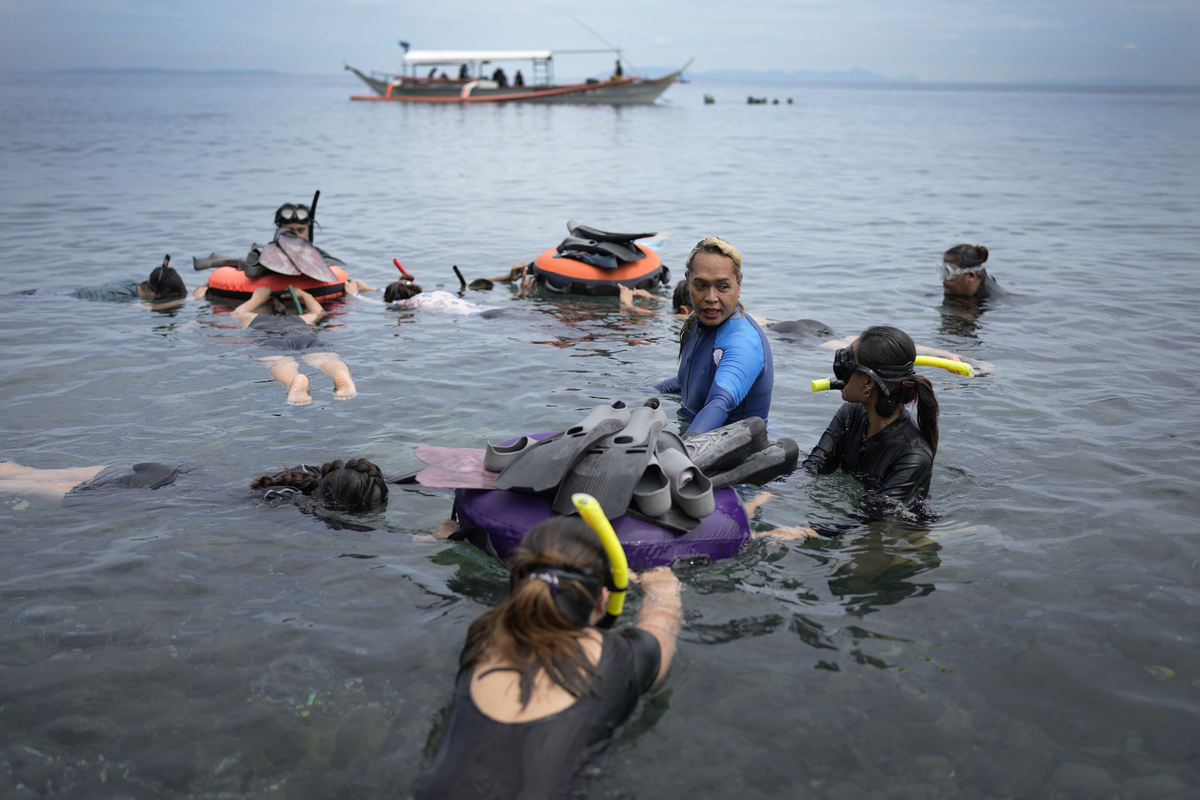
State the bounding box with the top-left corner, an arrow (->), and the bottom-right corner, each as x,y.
411,629 -> 661,800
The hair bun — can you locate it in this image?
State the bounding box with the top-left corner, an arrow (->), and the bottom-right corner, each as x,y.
976,245 -> 989,263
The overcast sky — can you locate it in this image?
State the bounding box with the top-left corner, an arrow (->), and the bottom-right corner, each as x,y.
2,0 -> 1196,83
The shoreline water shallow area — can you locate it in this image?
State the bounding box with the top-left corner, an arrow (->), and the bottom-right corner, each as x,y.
1,71 -> 1199,798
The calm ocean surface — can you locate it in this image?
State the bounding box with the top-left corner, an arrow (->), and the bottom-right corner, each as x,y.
1,71 -> 1199,798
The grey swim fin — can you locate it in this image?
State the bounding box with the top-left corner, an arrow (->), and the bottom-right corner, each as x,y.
552,398 -> 668,518
681,417 -> 769,474
492,402 -> 630,494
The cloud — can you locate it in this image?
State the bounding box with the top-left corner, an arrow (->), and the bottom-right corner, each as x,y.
653,36 -> 671,45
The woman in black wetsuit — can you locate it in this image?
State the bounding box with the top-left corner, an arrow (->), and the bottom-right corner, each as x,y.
411,517 -> 681,800
765,326 -> 940,541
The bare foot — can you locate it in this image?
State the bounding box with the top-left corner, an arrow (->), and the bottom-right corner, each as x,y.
433,519 -> 460,539
287,374 -> 311,405
752,526 -> 820,542
332,370 -> 357,399
743,491 -> 773,517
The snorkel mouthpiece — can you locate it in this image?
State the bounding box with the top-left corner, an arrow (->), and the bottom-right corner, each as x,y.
572,492 -> 628,628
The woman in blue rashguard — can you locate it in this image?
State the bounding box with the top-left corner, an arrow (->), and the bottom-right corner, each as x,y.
654,236 -> 773,435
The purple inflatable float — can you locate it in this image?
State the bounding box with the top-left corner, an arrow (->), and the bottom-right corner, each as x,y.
453,485 -> 751,570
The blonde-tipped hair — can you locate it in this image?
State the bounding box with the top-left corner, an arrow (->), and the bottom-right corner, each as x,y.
685,236 -> 743,280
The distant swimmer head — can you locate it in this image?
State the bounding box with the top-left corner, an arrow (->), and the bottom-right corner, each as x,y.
469,278 -> 495,291
684,236 -> 743,327
142,263 -> 186,299
274,203 -> 312,240
940,244 -> 989,296
384,281 -> 423,303
250,458 -> 388,511
671,278 -> 692,314
459,515 -> 614,707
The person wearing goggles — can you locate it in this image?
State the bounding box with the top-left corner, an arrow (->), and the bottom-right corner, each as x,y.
273,203 -> 312,240
796,326 -> 940,536
939,243 -> 1006,300
410,516 -> 680,800
651,236 -> 773,435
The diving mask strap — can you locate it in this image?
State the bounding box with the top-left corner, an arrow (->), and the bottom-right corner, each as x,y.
812,356 -> 974,391
572,492 -> 629,629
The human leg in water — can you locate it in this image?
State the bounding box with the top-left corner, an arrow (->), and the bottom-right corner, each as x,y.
302,352 -> 356,399
261,355 -> 312,405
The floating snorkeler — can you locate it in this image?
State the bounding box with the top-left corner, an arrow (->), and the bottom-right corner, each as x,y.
940,243 -> 1006,301
13,255 -> 190,310
410,497 -> 681,799
192,194 -> 375,303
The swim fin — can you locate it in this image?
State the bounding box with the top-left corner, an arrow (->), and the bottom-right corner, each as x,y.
552,398 -> 668,518
492,402 -> 630,494
657,431 -> 715,519
708,438 -> 800,489
276,231 -> 338,283
681,417 -> 769,474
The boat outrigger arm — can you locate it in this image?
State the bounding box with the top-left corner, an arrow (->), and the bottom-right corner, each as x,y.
344,52 -> 692,105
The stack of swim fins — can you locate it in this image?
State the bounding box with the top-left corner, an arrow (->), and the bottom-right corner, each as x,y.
486,401 -> 799,525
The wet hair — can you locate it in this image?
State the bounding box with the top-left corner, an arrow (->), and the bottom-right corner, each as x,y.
685,235 -> 743,281
250,458 -> 388,510
274,203 -> 311,227
460,517 -> 611,707
671,279 -> 690,313
679,235 -> 745,344
262,295 -> 294,315
384,281 -> 423,302
469,278 -> 494,291
856,326 -> 939,456
142,265 -> 186,299
943,244 -> 989,271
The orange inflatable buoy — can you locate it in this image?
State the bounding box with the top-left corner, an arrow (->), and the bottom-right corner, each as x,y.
531,244 -> 669,296
206,265 -> 349,302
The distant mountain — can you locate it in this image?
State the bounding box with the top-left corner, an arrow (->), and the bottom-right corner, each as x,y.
54,67 -> 284,76
680,67 -> 918,83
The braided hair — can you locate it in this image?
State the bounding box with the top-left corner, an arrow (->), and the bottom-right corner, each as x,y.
251,458 -> 388,510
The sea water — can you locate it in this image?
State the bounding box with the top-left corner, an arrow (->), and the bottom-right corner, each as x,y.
0,71 -> 1198,798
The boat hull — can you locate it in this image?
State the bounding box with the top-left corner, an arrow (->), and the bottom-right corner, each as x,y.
345,64 -> 681,105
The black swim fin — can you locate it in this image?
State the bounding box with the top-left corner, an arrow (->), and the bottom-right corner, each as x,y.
680,417 -> 769,474
492,402 -> 630,495
708,438 -> 800,489
552,398 -> 668,518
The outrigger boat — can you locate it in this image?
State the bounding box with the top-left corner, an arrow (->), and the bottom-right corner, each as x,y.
345,50 -> 689,105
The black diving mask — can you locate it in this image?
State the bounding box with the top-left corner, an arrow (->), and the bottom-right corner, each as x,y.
275,204 -> 311,226
832,346 -> 914,396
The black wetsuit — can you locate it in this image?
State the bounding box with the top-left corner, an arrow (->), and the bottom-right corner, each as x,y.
971,271 -> 1007,301
250,314 -> 328,351
802,404 -> 933,535
411,629 -> 661,800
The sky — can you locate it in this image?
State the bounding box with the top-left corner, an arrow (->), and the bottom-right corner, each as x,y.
1,0 -> 1197,83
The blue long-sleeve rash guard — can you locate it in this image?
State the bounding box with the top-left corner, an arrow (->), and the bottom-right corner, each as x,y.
655,313 -> 773,434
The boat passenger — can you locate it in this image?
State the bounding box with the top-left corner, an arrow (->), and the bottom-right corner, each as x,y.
651,236 -> 773,435
613,59 -> 624,79
235,285 -> 357,404
514,70 -> 525,87
768,326 -> 940,540
410,516 -> 681,800
459,64 -> 470,79
940,244 -> 1006,300
492,68 -> 508,87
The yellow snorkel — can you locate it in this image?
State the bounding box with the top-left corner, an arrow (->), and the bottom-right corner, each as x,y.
572,492 -> 629,627
812,355 -> 974,391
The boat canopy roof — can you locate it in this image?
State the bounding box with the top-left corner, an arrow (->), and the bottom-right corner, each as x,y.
403,50 -> 553,66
